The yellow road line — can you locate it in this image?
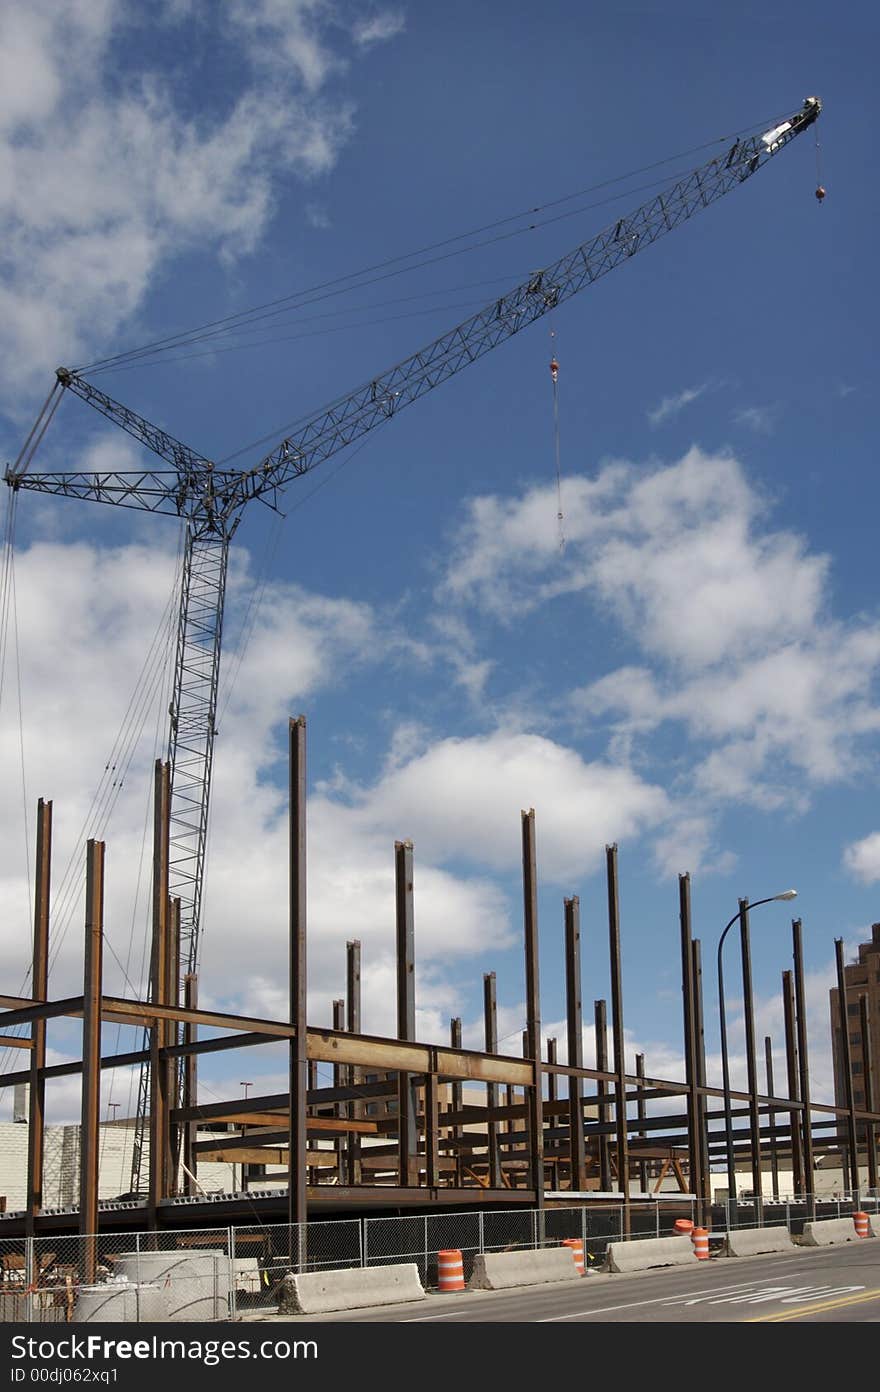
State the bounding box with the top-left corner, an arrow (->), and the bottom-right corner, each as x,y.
748,1287 -> 880,1322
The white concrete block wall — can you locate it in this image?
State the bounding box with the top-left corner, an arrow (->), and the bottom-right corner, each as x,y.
0,1122 -> 238,1212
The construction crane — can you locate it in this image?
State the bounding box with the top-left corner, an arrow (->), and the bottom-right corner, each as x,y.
4,96 -> 822,1191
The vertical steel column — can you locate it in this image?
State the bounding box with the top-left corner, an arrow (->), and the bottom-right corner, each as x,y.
834,938 -> 860,1198
425,1049 -> 440,1189
450,1018 -> 463,1186
635,1054 -> 648,1194
148,761 -> 171,1222
26,798 -> 51,1234
564,897 -> 586,1193
679,874 -> 701,1219
522,809 -> 544,1210
546,1038 -> 559,1191
80,840 -> 104,1283
346,940 -> 362,1186
182,973 -> 198,1195
739,900 -> 764,1222
332,998 -> 346,1184
765,1036 -> 780,1201
483,972 -> 500,1189
166,898 -> 181,1194
692,938 -> 710,1210
288,716 -> 308,1247
782,970 -> 803,1197
606,845 -> 630,1224
547,1038 -> 558,1102
859,996 -> 878,1196
395,839 -> 417,1186
792,919 -> 815,1216
594,1000 -> 612,1191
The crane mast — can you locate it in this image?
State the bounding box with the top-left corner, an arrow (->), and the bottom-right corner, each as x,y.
4,97 -> 821,1194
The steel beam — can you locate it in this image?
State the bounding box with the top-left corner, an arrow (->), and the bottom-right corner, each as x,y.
395,839 -> 417,1185
450,1017 -> 463,1185
678,874 -> 700,1220
333,997 -> 346,1183
765,1036 -> 780,1200
635,1053 -> 648,1193
346,939 -> 362,1185
564,896 -> 586,1192
288,716 -> 308,1248
80,840 -> 104,1282
182,973 -> 198,1196
522,809 -> 544,1210
425,1048 -> 440,1188
739,900 -> 763,1222
26,798 -> 51,1234
594,999 -> 612,1191
148,761 -> 171,1221
782,969 -> 804,1196
607,844 -> 629,1221
484,972 -> 500,1189
792,919 -> 815,1216
692,937 -> 710,1210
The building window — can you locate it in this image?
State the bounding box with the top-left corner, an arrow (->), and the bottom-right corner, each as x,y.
854,1091 -> 865,1106
852,1061 -> 863,1074
849,1033 -> 861,1045
847,1002 -> 860,1015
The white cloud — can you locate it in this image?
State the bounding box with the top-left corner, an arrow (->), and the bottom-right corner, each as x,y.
323,728 -> 670,883
441,448 -> 880,846
352,9 -> 406,48
0,1 -> 403,399
843,832 -> 880,884
732,404 -> 778,434
648,382 -> 710,425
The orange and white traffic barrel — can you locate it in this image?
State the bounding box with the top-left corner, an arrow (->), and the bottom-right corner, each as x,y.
853,1211 -> 870,1238
561,1238 -> 585,1274
691,1227 -> 710,1260
437,1249 -> 465,1291
673,1218 -> 694,1236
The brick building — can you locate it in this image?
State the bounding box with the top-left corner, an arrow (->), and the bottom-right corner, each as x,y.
829,922 -> 880,1114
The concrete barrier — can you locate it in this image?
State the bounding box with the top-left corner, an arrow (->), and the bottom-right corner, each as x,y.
799,1217 -> 872,1247
277,1263 -> 426,1315
73,1284 -> 167,1322
113,1251 -> 230,1320
606,1235 -> 697,1274
724,1227 -> 795,1257
469,1247 -> 580,1290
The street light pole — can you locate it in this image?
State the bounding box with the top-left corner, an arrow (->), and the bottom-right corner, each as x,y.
717,890 -> 797,1210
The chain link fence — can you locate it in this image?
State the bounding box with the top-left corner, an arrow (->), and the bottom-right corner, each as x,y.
1,1193 -> 876,1322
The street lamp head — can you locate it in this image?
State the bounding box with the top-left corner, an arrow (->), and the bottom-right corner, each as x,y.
774,889 -> 798,902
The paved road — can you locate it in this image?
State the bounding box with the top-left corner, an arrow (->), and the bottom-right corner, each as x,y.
255,1241 -> 880,1322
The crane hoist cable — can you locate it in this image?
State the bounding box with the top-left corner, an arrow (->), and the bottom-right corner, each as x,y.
549,323 -> 564,551
76,109 -> 795,377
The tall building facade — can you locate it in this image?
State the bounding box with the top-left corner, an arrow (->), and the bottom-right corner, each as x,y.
829,922 -> 880,1113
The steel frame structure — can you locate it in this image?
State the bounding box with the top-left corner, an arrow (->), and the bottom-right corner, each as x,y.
1,708 -> 878,1281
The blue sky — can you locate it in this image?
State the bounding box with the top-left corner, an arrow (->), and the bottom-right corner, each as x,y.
0,1 -> 877,1125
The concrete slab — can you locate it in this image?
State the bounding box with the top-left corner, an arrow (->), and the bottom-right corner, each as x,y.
277,1263 -> 425,1315
469,1247 -> 580,1290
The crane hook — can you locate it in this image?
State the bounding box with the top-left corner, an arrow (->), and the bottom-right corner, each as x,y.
815,185 -> 826,203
